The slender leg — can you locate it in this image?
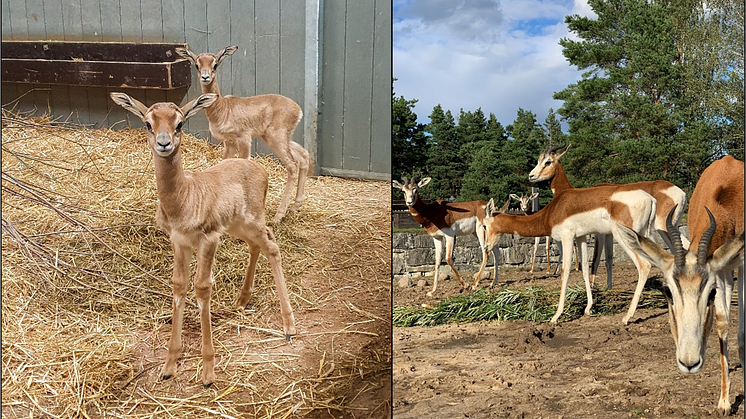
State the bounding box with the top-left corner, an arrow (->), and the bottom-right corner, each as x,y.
577,237 -> 593,316
590,233 -> 603,287
269,136 -> 299,224
289,141 -> 309,212
444,235 -> 466,288
194,235 -> 220,387
163,242 -> 192,381
714,272 -> 733,415
530,236 -> 540,273
236,244 -> 261,308
551,236 -> 575,324
738,267 -> 744,375
427,238 -> 444,297
614,225 -> 653,325
545,237 -> 552,274
222,137 -> 239,159
604,234 -> 613,289
236,136 -> 252,159
257,226 -> 296,338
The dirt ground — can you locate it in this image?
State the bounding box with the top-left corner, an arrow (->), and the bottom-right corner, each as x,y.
393,263 -> 745,418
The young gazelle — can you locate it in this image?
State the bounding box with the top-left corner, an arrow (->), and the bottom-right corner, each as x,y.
110,92 -> 296,387
477,184 -> 657,324
392,176 -> 499,297
175,46 -> 309,224
615,156 -> 744,415
529,144 -> 689,323
510,192 -> 553,274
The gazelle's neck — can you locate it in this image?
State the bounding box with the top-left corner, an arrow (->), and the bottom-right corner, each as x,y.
496,211 -> 552,237
551,163 -> 574,195
152,150 -> 187,214
200,80 -> 222,97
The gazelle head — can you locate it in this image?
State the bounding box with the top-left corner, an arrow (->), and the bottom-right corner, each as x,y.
509,192 -> 538,214
392,176 -> 431,207
175,46 -> 238,85
615,206 -> 744,374
110,93 -> 217,158
481,198 -> 512,252
528,144 -> 570,183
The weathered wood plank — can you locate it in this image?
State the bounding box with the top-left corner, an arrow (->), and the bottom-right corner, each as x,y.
120,0 -> 142,42
2,41 -> 186,62
140,0 -> 164,42
2,59 -> 191,89
318,0 -> 347,171
162,0 -> 186,43
61,0 -> 83,41
370,0 -> 391,176
280,0 -> 305,146
2,0 -> 13,38
100,1 -> 122,42
183,0 -> 209,136
24,0 -> 46,37
230,0 -> 256,98
42,0 -> 64,39
8,0 -> 29,40
80,0 -> 103,41
207,0 -> 232,94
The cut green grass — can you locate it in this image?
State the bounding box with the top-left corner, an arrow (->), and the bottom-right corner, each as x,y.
393,282 -> 669,327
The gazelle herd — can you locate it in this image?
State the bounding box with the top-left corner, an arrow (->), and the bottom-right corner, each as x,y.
395,147 -> 743,414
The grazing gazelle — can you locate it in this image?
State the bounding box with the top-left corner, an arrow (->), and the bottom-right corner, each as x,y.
110,92 -> 296,387
175,46 -> 309,224
615,155 -> 744,415
477,183 -> 657,324
529,144 -> 689,323
392,176 -> 499,297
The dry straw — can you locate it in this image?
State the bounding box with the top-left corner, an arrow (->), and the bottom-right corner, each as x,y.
2,110 -> 392,418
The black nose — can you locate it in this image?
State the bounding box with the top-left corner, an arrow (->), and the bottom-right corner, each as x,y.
679,358 -> 703,372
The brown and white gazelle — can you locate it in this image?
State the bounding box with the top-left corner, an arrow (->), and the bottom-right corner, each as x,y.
510,192 -> 554,274
529,144 -> 689,323
615,156 -> 744,415
175,46 -> 309,224
392,176 -> 498,297
110,92 -> 296,387
477,184 -> 657,324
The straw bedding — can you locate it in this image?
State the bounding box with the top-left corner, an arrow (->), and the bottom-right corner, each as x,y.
1,110 -> 392,418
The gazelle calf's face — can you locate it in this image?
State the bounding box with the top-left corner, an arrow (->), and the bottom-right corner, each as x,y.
510,193 -> 538,213
175,46 -> 238,86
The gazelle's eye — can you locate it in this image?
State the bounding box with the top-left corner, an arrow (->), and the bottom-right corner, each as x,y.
145,121 -> 152,131
175,122 -> 183,132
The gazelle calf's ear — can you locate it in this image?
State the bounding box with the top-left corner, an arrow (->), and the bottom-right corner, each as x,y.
709,230 -> 745,273
485,198 -> 496,218
417,177 -> 432,188
529,192 -> 539,200
614,222 -> 674,273
181,94 -> 218,120
509,194 -> 519,201
392,180 -> 404,190
216,46 -> 238,66
110,93 -> 149,121
174,47 -> 198,64
499,199 -> 510,213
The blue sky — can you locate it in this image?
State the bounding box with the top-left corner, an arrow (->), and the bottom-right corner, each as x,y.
393,0 -> 596,130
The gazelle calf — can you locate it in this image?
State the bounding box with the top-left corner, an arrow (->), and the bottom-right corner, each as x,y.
175,46 -> 309,224
529,144 -> 689,323
392,176 -> 498,296
478,184 -> 657,324
615,155 -> 744,415
510,192 -> 553,274
110,92 -> 296,387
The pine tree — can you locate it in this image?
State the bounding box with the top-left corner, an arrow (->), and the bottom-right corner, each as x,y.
423,105 -> 463,201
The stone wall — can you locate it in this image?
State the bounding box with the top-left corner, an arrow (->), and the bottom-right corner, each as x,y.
392,226 -> 688,281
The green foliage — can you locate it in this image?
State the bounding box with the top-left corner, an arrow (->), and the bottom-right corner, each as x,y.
392,82 -> 430,200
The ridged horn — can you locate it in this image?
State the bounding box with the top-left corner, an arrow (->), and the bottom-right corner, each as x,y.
665,205 -> 686,267
696,207 -> 717,266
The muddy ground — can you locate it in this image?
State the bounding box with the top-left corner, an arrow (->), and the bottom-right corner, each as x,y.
393,263 -> 744,418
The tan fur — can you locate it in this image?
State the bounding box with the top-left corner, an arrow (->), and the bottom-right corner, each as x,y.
511,192 -> 553,274
176,46 -> 309,224
110,92 -> 296,387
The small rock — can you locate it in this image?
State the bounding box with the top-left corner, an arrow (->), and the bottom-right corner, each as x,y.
438,272 -> 450,282
417,279 -> 428,288
397,275 -> 412,288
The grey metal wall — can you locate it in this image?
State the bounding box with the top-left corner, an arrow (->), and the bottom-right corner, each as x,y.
1,0 -> 391,180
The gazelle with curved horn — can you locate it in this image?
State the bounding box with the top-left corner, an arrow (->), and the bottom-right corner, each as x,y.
175,46 -> 309,223
529,144 -> 689,324
614,155 -> 744,415
477,183 -> 657,324
110,92 -> 296,387
392,176 -> 499,297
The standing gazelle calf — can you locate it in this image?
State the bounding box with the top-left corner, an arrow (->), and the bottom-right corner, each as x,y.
110,92 -> 296,387
175,45 -> 309,224
510,192 -> 554,274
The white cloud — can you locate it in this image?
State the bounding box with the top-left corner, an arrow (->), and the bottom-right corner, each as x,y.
394,0 -> 594,129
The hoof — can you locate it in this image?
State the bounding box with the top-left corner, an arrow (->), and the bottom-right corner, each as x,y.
203,382 -> 213,389
162,374 -> 172,381
285,334 -> 292,342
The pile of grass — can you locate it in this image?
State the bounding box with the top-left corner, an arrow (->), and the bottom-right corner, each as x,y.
393,283 -> 669,327
2,109 -> 391,418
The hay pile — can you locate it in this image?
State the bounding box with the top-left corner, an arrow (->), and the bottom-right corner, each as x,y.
2,110 -> 391,418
